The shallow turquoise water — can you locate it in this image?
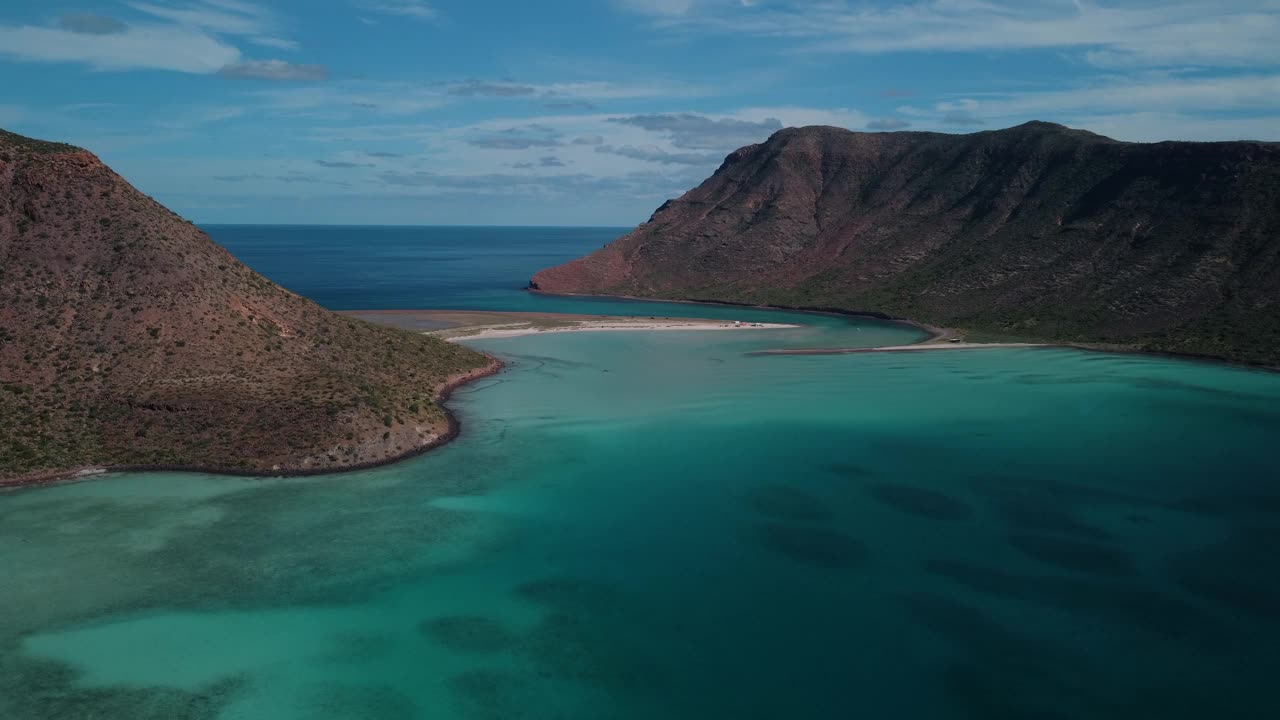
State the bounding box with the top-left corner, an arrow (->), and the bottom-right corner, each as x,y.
3,314 -> 1280,718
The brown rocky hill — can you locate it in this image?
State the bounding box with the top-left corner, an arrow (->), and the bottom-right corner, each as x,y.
0,129 -> 493,483
533,122 -> 1280,365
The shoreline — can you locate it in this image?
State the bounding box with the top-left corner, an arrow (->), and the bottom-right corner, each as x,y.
439,319 -> 798,341
341,309 -> 800,339
6,295 -> 1275,490
749,342 -> 1048,356
527,289 -> 1279,373
524,289 -> 956,342
524,286 -> 957,340
0,354 -> 505,492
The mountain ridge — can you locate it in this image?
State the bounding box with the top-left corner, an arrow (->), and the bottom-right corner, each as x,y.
533,122 -> 1280,366
0,129 -> 495,483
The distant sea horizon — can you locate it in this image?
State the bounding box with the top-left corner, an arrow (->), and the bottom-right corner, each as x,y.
200,223 -> 631,229
203,224 -> 629,313
201,224 -> 862,325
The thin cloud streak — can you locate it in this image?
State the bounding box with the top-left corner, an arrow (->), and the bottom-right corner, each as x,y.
58,14 -> 128,35
219,60 -> 329,81
638,1 -> 1280,68
358,0 -> 436,22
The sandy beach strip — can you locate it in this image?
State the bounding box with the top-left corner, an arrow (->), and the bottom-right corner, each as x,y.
440,319 -> 799,340
342,309 -> 798,340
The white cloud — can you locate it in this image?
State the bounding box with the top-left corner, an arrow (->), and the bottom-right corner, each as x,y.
640,0 -> 1280,68
131,1 -> 304,52
596,144 -> 723,165
617,0 -> 757,17
722,106 -> 870,131
0,1 -> 310,75
617,0 -> 696,15
890,72 -> 1280,140
955,74 -> 1280,120
0,22 -> 240,73
543,80 -> 709,100
358,0 -> 436,21
61,102 -> 121,112
219,59 -> 328,81
58,13 -> 129,35
936,98 -> 979,113
303,106 -> 858,184
203,0 -> 274,15
447,80 -> 538,97
127,1 -> 271,35
123,104 -> 865,223
251,36 -> 300,51
1055,112 -> 1280,142
255,83 -> 449,116
254,78 -> 704,118
607,112 -> 782,149
149,105 -> 248,130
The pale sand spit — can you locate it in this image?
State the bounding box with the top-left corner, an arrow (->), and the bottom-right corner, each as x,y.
437,320 -> 799,341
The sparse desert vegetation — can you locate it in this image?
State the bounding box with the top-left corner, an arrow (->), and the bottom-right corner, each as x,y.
0,130 -> 493,482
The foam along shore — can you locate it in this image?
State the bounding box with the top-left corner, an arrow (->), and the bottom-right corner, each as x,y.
749,341 -> 1048,356
437,319 -> 799,341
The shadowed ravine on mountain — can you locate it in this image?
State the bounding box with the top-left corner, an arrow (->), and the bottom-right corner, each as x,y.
533,121 -> 1280,367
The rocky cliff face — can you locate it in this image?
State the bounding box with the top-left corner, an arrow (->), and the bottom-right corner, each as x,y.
533,122 -> 1280,365
0,129 -> 491,481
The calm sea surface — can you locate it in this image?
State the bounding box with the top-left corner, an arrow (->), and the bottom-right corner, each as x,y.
3,226 -> 1279,719
206,225 -> 629,312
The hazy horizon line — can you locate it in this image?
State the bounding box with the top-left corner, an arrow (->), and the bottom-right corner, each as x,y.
198,222 -> 635,229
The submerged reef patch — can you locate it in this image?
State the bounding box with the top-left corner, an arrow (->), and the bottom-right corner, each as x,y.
744,484 -> 834,523
421,615 -> 517,654
1007,534 -> 1135,577
754,522 -> 867,570
867,483 -> 973,521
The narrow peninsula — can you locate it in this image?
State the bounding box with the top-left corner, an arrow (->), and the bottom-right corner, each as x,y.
346,309 -> 797,340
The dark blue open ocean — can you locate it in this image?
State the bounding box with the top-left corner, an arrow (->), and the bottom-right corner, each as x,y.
206,224 -> 628,312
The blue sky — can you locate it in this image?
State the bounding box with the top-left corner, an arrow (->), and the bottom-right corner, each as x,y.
1,1 -> 1277,225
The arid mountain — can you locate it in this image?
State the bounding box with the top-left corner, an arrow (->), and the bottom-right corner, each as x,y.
533,122 -> 1280,365
0,129 -> 493,483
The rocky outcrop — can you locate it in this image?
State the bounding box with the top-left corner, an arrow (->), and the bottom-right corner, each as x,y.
534,122 -> 1280,365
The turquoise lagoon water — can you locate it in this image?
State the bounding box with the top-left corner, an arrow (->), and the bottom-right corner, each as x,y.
2,227 -> 1280,718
